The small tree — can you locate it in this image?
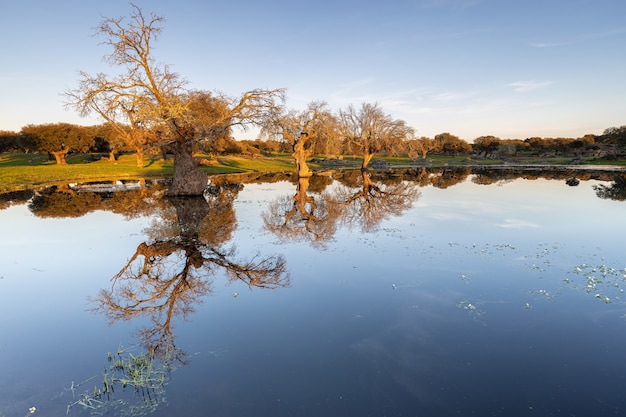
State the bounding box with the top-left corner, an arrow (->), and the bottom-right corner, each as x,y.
600,126 -> 626,150
21,123 -> 94,164
406,136 -> 437,159
433,132 -> 471,155
262,101 -> 333,177
91,123 -> 133,161
338,102 -> 414,170
0,130 -> 23,153
473,135 -> 501,157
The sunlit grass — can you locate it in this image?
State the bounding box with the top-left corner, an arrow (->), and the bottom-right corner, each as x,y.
0,152 -> 298,193
1,151 -> 624,193
213,155 -> 295,172
0,154 -> 174,193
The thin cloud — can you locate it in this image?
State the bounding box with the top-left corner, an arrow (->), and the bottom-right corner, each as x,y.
507,80 -> 552,93
530,26 -> 626,48
529,42 -> 563,48
419,0 -> 484,9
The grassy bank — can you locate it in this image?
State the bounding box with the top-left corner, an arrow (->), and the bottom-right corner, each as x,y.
1,152 -> 624,193
0,153 -> 298,193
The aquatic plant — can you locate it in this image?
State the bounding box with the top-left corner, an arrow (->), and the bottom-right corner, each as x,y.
66,344 -> 171,416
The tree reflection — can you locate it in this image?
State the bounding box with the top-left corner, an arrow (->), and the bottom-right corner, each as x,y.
93,189 -> 290,365
264,171 -> 421,244
27,180 -> 170,218
0,189 -> 34,210
263,175 -> 341,248
428,167 -> 471,189
29,184 -> 104,217
593,174 -> 626,201
336,171 -> 420,232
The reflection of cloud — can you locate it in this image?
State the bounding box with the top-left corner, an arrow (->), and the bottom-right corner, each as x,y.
351,307 -> 455,411
507,80 -> 552,93
429,212 -> 471,222
497,219 -> 539,229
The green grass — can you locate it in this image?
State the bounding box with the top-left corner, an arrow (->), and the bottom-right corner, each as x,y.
1,151 -> 624,193
0,152 -> 298,193
212,154 -> 296,173
0,154 -> 171,193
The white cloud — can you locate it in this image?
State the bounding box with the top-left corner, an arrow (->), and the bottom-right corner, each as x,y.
529,42 -> 563,48
419,0 -> 484,9
507,80 -> 552,93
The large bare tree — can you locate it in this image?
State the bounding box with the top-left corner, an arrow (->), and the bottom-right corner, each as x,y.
338,102 -> 414,170
65,4 -> 284,195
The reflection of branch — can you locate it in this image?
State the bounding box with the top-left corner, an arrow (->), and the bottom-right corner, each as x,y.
93,191 -> 290,367
593,174 -> 626,201
338,171 -> 420,232
205,246 -> 289,289
263,176 -> 340,248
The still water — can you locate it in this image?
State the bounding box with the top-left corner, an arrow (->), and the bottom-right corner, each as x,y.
1,168 -> 625,417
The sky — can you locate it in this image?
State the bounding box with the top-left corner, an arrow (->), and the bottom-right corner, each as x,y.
1,0 -> 625,141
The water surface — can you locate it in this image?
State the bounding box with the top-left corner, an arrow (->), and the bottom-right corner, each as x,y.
1,169 -> 625,417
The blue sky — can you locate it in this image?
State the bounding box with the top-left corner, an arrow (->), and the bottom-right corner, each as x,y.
1,0 -> 625,140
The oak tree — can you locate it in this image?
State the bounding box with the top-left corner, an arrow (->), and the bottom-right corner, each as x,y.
262,101 -> 334,177
338,102 -> 414,170
65,5 -> 284,195
21,123 -> 94,164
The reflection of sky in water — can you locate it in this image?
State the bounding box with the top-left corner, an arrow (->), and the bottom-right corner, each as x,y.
1,175 -> 625,416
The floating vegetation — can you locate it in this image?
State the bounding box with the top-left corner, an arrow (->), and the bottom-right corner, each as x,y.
390,281 -> 420,290
66,344 -> 171,416
459,273 -> 471,283
457,299 -> 486,323
566,263 -> 626,305
528,289 -> 557,302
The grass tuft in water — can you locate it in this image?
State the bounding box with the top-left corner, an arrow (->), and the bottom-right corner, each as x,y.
66,344 -> 171,416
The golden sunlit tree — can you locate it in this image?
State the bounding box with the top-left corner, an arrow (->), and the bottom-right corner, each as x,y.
65,4 -> 284,195
262,101 -> 336,177
338,102 -> 414,170
21,123 -> 94,165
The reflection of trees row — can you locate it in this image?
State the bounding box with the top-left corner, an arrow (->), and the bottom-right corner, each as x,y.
263,171 -> 421,248
1,168 -> 625,213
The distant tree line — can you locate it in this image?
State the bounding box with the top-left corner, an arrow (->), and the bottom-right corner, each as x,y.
2,121 -> 625,165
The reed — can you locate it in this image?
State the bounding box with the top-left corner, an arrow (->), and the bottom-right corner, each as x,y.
67,344 -> 170,416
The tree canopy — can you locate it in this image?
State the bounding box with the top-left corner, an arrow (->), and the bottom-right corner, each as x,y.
21,123 -> 94,164
65,4 -> 284,195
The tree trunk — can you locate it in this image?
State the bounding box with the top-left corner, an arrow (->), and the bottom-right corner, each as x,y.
108,150 -> 117,162
52,150 -> 68,165
167,139 -> 208,196
292,137 -> 312,177
135,147 -> 145,168
362,151 -> 375,170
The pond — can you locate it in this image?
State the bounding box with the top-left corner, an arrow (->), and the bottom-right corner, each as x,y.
1,167 -> 626,417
